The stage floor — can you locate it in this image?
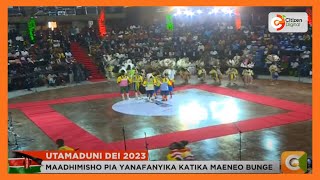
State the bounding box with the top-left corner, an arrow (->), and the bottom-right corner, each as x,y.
8,77 -> 312,160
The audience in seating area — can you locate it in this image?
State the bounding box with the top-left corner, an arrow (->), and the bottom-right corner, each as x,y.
8,28 -> 89,91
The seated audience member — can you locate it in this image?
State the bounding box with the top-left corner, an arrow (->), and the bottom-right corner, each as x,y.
47,73 -> 57,87
65,51 -> 72,58
57,73 -> 67,86
24,77 -> 33,91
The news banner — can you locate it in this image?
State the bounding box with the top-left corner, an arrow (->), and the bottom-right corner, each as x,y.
8,151 -> 281,173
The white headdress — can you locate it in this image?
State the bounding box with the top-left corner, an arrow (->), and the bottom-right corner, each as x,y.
265,54 -> 280,64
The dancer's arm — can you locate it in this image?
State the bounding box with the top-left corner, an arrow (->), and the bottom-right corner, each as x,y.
116,76 -> 122,83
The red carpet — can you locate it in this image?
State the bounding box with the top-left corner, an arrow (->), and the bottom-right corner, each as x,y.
104,112 -> 311,150
195,84 -> 312,113
20,106 -> 108,150
11,84 -> 312,150
70,42 -> 105,81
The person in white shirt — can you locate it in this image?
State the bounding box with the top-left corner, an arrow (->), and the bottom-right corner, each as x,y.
8,52 -> 14,58
47,73 -> 57,87
75,27 -> 80,34
21,50 -> 29,57
14,50 -> 20,57
34,67 -> 41,72
65,51 -> 72,58
198,44 -> 205,52
20,56 -> 26,62
179,36 -> 187,42
15,36 -> 24,42
291,61 -> 299,69
53,40 -> 60,47
243,48 -> 250,56
46,65 -> 53,71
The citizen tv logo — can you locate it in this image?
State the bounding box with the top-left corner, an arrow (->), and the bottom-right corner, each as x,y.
269,12 -> 308,33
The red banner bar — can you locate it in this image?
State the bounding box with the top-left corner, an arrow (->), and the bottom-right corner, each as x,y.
13,151 -> 148,161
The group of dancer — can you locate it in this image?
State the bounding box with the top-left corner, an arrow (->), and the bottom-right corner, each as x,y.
178,54 -> 256,87
178,53 -> 282,87
111,53 -> 283,101
116,66 -> 174,102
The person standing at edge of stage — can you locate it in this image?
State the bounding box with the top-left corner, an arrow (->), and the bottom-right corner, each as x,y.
117,70 -> 132,100
168,70 -> 175,99
160,73 -> 171,101
56,139 -> 75,151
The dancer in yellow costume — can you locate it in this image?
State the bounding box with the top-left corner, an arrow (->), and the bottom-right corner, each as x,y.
209,65 -> 222,85
241,57 -> 255,87
117,70 -> 132,100
269,62 -> 282,85
160,74 -> 172,101
197,66 -> 206,83
180,68 -> 191,84
163,69 -> 175,99
132,69 -> 143,99
154,72 -> 162,99
128,65 -> 135,79
226,68 -> 238,84
242,68 -> 254,86
226,58 -> 240,86
265,54 -> 281,85
143,74 -> 156,102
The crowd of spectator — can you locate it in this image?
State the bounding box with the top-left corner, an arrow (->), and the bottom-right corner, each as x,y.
8,28 -> 89,91
8,15 -> 312,91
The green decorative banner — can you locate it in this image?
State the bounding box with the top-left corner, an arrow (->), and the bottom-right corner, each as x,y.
166,14 -> 174,31
28,17 -> 36,43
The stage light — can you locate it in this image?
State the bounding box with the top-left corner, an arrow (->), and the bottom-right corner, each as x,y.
196,9 -> 203,14
179,101 -> 208,124
175,9 -> 182,16
226,9 -> 234,15
183,10 -> 188,15
184,9 -> 194,16
262,134 -> 279,151
171,6 -> 186,11
221,7 -> 229,14
173,7 -> 180,12
213,8 -> 220,14
209,99 -> 239,124
209,7 -> 219,15
48,21 -> 57,31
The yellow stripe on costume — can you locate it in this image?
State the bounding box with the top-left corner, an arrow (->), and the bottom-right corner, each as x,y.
58,146 -> 75,151
230,74 -> 234,80
117,75 -> 132,84
155,76 -> 161,86
143,78 -> 156,86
